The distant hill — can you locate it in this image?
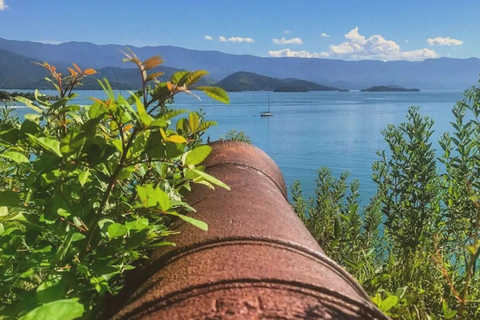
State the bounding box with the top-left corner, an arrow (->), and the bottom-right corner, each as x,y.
1,37 -> 480,89
0,48 -> 214,89
215,71 -> 341,92
276,79 -> 341,92
361,85 -> 420,92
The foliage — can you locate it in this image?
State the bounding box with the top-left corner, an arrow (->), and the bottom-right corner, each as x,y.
0,51 -> 229,319
292,83 -> 480,319
219,129 -> 251,144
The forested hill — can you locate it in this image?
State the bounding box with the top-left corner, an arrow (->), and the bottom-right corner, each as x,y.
214,71 -> 341,92
0,48 -> 213,89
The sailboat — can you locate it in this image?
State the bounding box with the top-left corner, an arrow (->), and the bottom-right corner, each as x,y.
260,94 -> 274,117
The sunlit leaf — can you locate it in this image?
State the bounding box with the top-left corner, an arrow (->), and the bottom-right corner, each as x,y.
18,298 -> 84,320
167,211 -> 208,231
27,134 -> 62,157
0,151 -> 29,164
15,96 -> 44,113
108,223 -> 128,239
196,86 -> 229,104
184,145 -> 211,165
193,169 -> 230,190
184,70 -> 209,87
188,112 -> 199,133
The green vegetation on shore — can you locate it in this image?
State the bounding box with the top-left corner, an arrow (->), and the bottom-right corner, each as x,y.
0,52 -> 229,319
292,81 -> 480,319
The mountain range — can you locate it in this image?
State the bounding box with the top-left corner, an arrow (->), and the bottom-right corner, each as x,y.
1,37 -> 480,90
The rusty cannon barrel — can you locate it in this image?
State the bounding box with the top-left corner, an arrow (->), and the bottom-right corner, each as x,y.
107,141 -> 389,320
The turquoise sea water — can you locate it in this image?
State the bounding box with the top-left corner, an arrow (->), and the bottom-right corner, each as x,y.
6,89 -> 465,204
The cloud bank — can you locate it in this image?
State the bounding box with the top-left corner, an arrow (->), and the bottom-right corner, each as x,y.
269,27 -> 438,61
328,27 -> 437,61
272,37 -> 303,45
427,37 -> 463,46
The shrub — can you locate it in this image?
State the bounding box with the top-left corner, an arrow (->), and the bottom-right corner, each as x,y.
219,129 -> 251,144
0,51 -> 229,319
292,82 -> 480,319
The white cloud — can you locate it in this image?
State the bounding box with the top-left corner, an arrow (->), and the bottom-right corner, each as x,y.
204,35 -> 213,41
321,33 -> 330,38
427,36 -> 463,46
272,37 -> 303,45
284,30 -> 291,34
36,40 -> 63,45
327,27 -> 437,61
268,48 -> 329,58
405,40 -> 409,43
218,36 -> 255,43
0,0 -> 8,10
268,27 -> 438,61
228,36 -> 255,43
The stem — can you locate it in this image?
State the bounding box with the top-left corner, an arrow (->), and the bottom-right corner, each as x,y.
81,128 -> 139,258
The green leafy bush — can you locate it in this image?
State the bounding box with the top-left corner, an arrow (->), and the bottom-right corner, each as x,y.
219,129 -> 251,144
292,83 -> 480,319
0,51 -> 229,319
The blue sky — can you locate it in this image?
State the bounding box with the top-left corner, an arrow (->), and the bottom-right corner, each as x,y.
0,0 -> 478,61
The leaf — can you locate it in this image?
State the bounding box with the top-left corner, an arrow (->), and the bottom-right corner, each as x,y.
131,92 -> 153,126
167,135 -> 187,144
171,71 -> 190,85
37,281 -> 66,303
18,298 -> 84,320
0,151 -> 29,164
68,67 -> 78,76
188,112 -> 200,133
15,96 -> 44,113
167,212 -> 208,231
380,295 -> 398,312
193,169 -> 230,190
27,134 -> 62,157
72,63 -> 82,73
125,218 -> 149,231
108,223 -> 128,239
146,71 -> 165,81
78,169 -> 90,186
136,185 -> 171,211
184,145 -> 211,165
83,68 -> 96,75
88,102 -> 108,119
184,70 -> 209,87
0,191 -> 21,206
142,56 -> 163,70
196,86 -> 229,104
197,120 -> 218,132
24,113 -> 42,122
60,131 -> 86,155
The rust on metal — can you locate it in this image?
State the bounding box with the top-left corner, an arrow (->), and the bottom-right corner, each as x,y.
105,141 -> 390,320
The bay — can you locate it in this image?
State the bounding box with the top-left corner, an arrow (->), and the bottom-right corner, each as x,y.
5,89 -> 465,204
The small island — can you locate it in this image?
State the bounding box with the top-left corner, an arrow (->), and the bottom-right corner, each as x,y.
361,85 -> 420,92
0,90 -> 59,102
